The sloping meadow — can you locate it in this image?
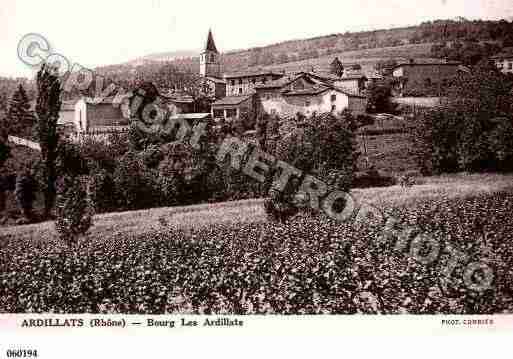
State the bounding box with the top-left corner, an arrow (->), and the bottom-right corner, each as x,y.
1,188 -> 512,314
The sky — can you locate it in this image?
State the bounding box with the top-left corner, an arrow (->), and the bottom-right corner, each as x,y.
1,0 -> 513,78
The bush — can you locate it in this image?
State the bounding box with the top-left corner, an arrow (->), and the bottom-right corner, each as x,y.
113,151 -> 160,211
88,168 -> 117,214
55,176 -> 93,243
352,168 -> 396,189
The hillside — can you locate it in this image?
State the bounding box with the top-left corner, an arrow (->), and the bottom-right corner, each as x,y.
100,18 -> 513,74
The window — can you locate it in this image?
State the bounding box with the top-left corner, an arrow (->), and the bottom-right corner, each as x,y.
331,105 -> 336,112
424,78 -> 432,86
305,100 -> 311,106
251,78 -> 256,84
213,109 -> 224,118
226,109 -> 237,118
230,80 -> 235,86
210,54 -> 215,62
509,62 -> 513,70
262,77 -> 267,84
331,94 -> 337,102
238,78 -> 243,85
239,88 -> 243,94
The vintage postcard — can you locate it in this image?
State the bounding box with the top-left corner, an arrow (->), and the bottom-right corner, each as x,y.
0,0 -> 512,357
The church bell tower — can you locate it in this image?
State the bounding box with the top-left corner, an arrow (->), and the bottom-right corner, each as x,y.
200,29 -> 221,78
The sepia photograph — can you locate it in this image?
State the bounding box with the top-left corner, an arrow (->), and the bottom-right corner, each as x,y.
1,0 -> 513,328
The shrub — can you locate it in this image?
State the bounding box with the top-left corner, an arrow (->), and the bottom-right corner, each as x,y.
55,175 -> 93,244
88,168 -> 117,213
113,151 -> 160,211
352,168 -> 396,189
397,172 -> 417,187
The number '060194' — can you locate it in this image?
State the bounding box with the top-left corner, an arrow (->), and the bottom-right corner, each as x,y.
6,349 -> 38,358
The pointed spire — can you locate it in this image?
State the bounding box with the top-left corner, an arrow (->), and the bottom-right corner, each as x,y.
204,28 -> 218,53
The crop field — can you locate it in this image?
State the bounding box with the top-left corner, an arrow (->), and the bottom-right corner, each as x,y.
1,173 -> 512,314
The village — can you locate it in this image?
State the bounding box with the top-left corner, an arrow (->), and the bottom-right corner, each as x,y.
49,28 -> 513,139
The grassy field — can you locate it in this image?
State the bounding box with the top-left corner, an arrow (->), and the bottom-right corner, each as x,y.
2,173 -> 511,241
1,173 -> 512,314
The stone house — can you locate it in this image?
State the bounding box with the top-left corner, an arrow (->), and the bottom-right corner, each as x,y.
255,73 -> 367,117
391,60 -> 463,96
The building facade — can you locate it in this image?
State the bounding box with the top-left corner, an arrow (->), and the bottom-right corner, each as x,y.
74,97 -> 130,134
391,60 -> 463,96
255,73 -> 367,117
224,71 -> 285,96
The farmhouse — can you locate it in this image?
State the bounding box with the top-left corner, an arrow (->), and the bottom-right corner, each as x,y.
390,59 -> 463,96
255,72 -> 367,117
74,96 -> 130,134
491,47 -> 513,74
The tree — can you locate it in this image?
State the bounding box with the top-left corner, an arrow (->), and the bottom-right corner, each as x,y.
15,167 -> 37,223
35,64 -> 62,218
55,175 -> 93,244
330,57 -> 344,77
410,65 -> 513,174
6,84 -> 34,137
366,81 -> 397,114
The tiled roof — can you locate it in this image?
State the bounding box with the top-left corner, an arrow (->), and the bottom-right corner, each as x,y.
302,71 -> 341,82
83,95 -> 131,105
282,84 -> 330,96
205,76 -> 226,84
212,94 -> 253,106
340,70 -> 367,80
254,74 -> 300,89
169,113 -> 211,120
224,70 -> 285,79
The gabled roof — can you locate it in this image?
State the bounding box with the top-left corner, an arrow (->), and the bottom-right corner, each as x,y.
254,74 -> 302,89
169,113 -> 211,121
204,29 -> 218,53
212,94 -> 253,106
82,95 -> 132,105
205,76 -> 226,84
224,70 -> 285,79
282,84 -> 330,96
340,70 -> 367,80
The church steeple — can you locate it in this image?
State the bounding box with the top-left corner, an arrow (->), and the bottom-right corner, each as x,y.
200,29 -> 221,78
205,29 -> 218,53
